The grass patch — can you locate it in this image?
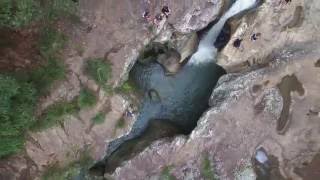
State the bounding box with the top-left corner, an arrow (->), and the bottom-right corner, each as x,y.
43,163 -> 79,180
0,0 -> 78,28
0,21 -> 67,159
33,88 -> 96,131
91,112 -> 106,125
15,23 -> 70,97
116,118 -> 126,129
160,166 -> 176,180
77,89 -> 97,109
0,0 -> 78,159
0,0 -> 40,28
115,81 -> 137,94
0,75 -> 37,158
42,0 -> 78,22
33,101 -> 78,131
86,58 -> 112,91
42,150 -> 94,180
201,155 -> 218,180
28,12 -> 79,131
30,57 -> 66,94
28,27 -> 67,94
39,26 -> 67,58
74,44 -> 85,56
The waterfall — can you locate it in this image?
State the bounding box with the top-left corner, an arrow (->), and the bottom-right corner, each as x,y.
188,0 -> 258,65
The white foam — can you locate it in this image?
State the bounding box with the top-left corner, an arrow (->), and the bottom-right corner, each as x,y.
188,0 -> 258,65
255,150 -> 268,164
189,46 -> 217,65
223,0 -> 258,20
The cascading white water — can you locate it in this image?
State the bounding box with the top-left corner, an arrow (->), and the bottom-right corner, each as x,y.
223,0 -> 258,19
188,0 -> 259,65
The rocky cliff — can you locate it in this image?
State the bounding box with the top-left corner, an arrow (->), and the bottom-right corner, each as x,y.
109,0 -> 320,179
0,0 -> 224,179
1,0 -> 320,179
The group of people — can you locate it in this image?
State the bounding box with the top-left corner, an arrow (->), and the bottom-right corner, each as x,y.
142,5 -> 171,26
282,0 -> 292,4
232,0 -> 293,48
233,32 -> 262,48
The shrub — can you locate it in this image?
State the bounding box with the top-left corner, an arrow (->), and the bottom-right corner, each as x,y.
29,27 -> 66,93
116,81 -> 137,94
33,101 -> 78,131
0,75 -> 37,158
74,44 -> 84,56
86,58 -> 112,88
201,155 -> 218,180
42,150 -> 94,180
91,112 -> 105,124
39,26 -> 67,58
30,57 -> 65,94
0,0 -> 78,158
0,0 -> 78,28
43,0 -> 78,21
160,166 -> 176,180
0,136 -> 24,158
116,118 -> 126,128
0,0 -> 12,27
0,0 -> 40,28
43,165 -> 78,180
77,89 -> 97,109
33,88 -> 96,131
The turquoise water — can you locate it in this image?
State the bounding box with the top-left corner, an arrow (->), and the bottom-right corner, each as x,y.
130,59 -> 225,133
92,58 -> 226,175
91,0 -> 260,175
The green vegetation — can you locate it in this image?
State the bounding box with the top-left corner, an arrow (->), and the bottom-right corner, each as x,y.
0,24 -> 67,158
91,112 -> 106,124
33,88 -> 97,131
77,89 -> 97,109
0,0 -> 40,28
116,118 -> 126,128
74,44 -> 85,56
86,58 -> 112,91
0,75 -> 37,158
28,27 -> 67,94
33,101 -> 77,131
0,38 -> 69,160
28,8 -> 77,128
42,0 -> 78,21
160,166 -> 176,180
0,0 -> 79,159
43,164 -> 78,180
42,150 -> 93,180
39,26 -> 67,57
116,81 -> 137,94
0,0 -> 78,28
201,155 -> 218,180
30,57 -> 66,94
23,26 -> 70,130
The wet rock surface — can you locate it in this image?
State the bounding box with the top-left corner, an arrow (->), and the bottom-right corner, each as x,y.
110,47 -> 320,180
218,0 -> 320,72
0,0 -> 224,179
106,0 -> 320,179
1,0 -> 320,179
78,0 -> 223,86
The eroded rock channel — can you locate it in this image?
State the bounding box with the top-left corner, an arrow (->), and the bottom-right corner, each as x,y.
91,0 -> 260,176
2,0 -> 320,179
91,43 -> 226,175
